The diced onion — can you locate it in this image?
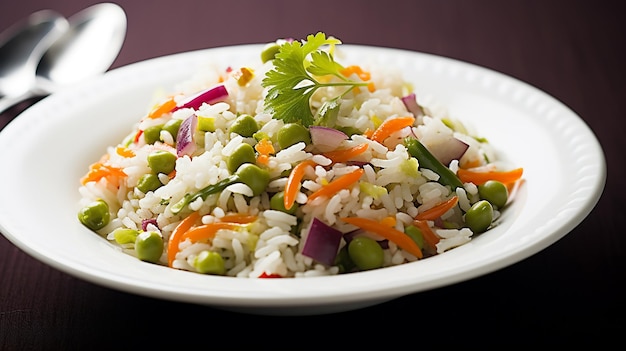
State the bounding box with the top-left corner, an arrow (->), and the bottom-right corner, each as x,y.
176,114 -> 198,157
302,217 -> 343,266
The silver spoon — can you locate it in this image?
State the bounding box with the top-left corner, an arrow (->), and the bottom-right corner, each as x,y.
0,10 -> 68,103
0,3 -> 127,113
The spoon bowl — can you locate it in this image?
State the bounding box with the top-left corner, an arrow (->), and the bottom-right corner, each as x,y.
0,10 -> 68,98
34,3 -> 127,94
0,3 -> 127,113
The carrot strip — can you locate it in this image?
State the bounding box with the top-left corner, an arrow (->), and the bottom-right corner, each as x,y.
284,160 -> 316,210
322,143 -> 368,164
219,214 -> 257,224
80,162 -> 127,185
415,196 -> 459,221
148,97 -> 177,119
412,219 -> 440,249
180,222 -> 239,243
307,168 -> 364,203
115,146 -> 135,158
341,217 -> 423,258
457,167 -> 524,185
167,211 -> 200,267
370,116 -> 415,144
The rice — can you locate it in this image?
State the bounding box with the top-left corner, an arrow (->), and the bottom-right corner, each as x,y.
77,35 -> 521,278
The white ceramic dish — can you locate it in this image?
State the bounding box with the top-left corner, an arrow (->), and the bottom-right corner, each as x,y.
0,44 -> 606,315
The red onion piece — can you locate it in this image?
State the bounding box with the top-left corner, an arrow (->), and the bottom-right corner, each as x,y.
173,84 -> 228,112
428,137 -> 469,166
176,114 -> 198,157
309,126 -> 348,152
401,93 -> 425,118
302,217 -> 343,266
142,218 -> 159,231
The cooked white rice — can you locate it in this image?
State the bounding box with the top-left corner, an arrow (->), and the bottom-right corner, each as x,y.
78,37 -> 518,278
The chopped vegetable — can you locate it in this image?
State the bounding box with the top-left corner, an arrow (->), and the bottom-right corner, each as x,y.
415,196 -> 459,221
427,137 -> 469,166
148,97 -> 177,119
457,167 -> 524,186
404,137 -> 464,189
301,217 -> 344,266
180,222 -> 240,243
309,125 -> 347,151
400,93 -> 425,118
172,84 -> 228,112
370,116 -> 415,144
176,114 -> 198,157
170,163 -> 270,214
307,168 -> 364,203
340,217 -> 423,258
284,159 -> 316,210
322,143 -> 368,164
412,219 -> 440,250
167,211 -> 200,266
262,32 -> 370,127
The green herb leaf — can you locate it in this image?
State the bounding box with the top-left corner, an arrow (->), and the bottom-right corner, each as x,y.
262,32 -> 368,127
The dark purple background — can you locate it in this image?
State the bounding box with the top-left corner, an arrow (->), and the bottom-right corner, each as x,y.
1,0 -> 624,347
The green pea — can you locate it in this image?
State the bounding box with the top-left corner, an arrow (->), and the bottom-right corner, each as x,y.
270,191 -> 298,214
276,123 -> 311,149
78,199 -> 110,231
143,125 -> 163,144
136,173 -> 162,193
334,245 -> 356,274
478,180 -> 508,209
465,200 -> 493,234
235,163 -> 270,197
404,225 -> 424,249
230,114 -> 259,137
135,231 -> 163,263
260,43 -> 280,63
348,236 -> 384,271
162,119 -> 182,141
147,150 -> 177,175
113,228 -> 140,244
194,250 -> 226,275
227,143 -> 256,174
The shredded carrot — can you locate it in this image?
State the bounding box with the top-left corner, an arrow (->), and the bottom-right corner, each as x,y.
322,143 -> 368,164
255,138 -> 274,155
367,82 -> 376,92
180,222 -> 240,243
370,116 -> 415,144
341,217 -> 423,258
412,219 -> 440,250
147,97 -> 177,119
255,138 -> 274,165
167,169 -> 177,179
219,214 -> 257,224
415,196 -> 459,221
284,160 -> 316,210
80,162 -> 126,185
307,168 -> 364,203
380,216 -> 396,227
363,128 -> 374,138
167,211 -> 200,267
340,65 -> 371,81
457,167 -> 524,186
115,146 -> 135,158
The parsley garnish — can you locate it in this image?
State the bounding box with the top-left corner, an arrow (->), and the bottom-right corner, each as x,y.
262,32 -> 370,127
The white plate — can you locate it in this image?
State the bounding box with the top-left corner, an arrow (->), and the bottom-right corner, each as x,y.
0,44 -> 606,315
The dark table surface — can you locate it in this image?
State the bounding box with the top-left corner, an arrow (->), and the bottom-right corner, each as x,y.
1,0 -> 623,348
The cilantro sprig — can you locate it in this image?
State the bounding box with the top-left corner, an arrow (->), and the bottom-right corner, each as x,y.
262,32 -> 370,127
